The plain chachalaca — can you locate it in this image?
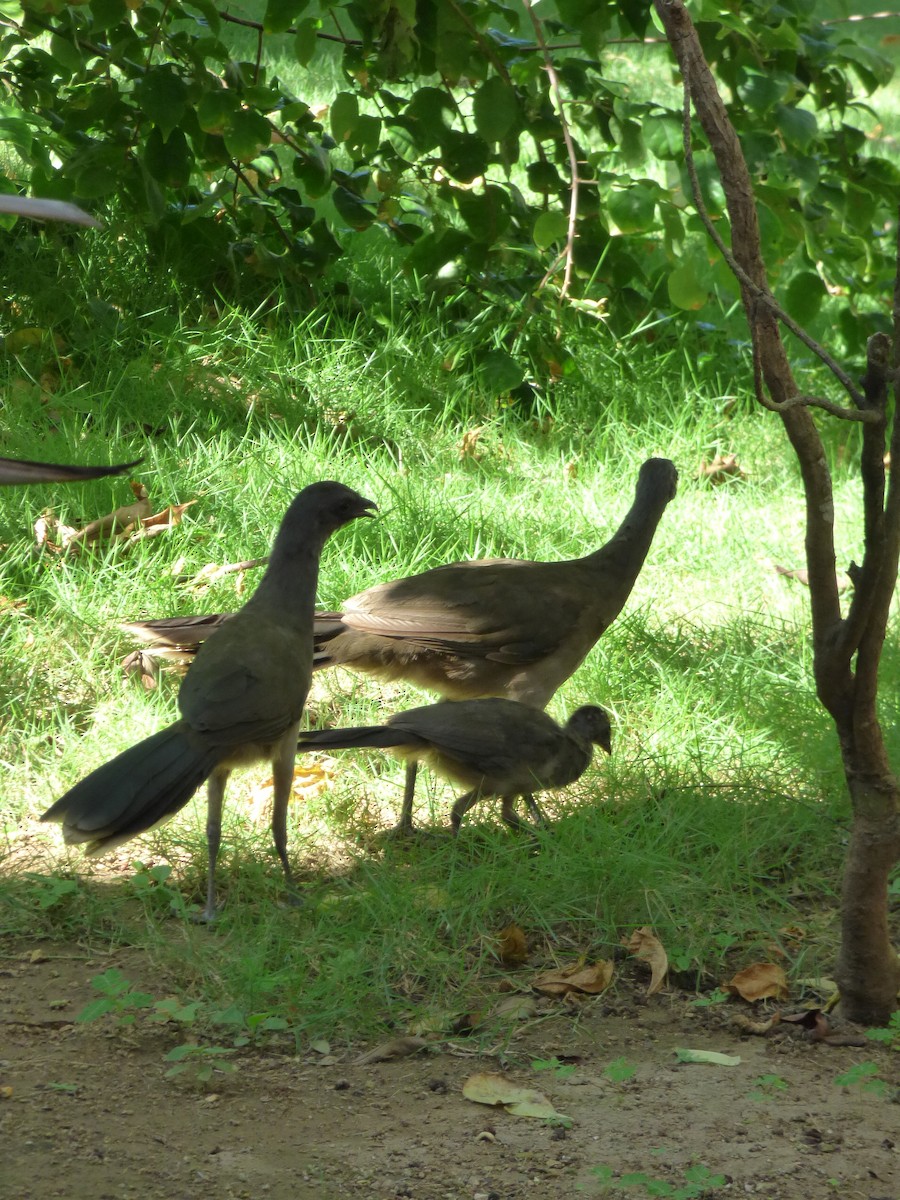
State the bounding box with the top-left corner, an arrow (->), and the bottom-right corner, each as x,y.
124,457 -> 677,832
41,481 -> 376,919
0,456 -> 142,484
296,698 -> 612,833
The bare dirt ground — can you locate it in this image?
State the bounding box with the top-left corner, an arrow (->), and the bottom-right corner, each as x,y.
2,939 -> 898,1200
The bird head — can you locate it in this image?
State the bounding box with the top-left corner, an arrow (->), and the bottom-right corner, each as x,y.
568,705 -> 612,754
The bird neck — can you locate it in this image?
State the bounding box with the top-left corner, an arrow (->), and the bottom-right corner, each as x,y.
243,540 -> 324,630
582,477 -> 670,586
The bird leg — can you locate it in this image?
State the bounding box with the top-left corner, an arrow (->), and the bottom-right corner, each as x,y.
271,725 -> 302,905
385,760 -> 419,839
522,793 -> 549,826
450,787 -> 482,835
201,767 -> 230,922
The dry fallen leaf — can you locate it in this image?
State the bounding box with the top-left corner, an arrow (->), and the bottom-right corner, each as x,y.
458,428 -> 484,460
248,763 -> 331,819
462,1072 -> 570,1123
730,1013 -> 781,1036
724,962 -> 789,1002
532,959 -> 613,998
674,1048 -> 742,1066
697,452 -> 747,484
495,923 -> 529,966
121,649 -> 160,692
354,1036 -> 429,1065
622,926 -> 668,997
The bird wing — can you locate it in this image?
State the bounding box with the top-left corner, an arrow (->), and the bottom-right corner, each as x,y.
178,611 -> 311,746
388,700 -> 564,787
341,560 -> 592,665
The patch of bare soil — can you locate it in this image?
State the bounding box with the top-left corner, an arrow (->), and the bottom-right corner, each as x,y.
1,939 -> 897,1200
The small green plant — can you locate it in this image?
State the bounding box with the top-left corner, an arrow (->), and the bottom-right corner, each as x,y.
691,988 -> 731,1009
603,1057 -> 638,1084
865,1011 -> 900,1051
128,862 -> 188,916
532,1056 -> 577,1081
23,873 -> 79,910
749,1073 -> 789,1102
77,969 -> 155,1025
833,1062 -> 888,1097
587,1162 -> 726,1197
164,1043 -> 238,1084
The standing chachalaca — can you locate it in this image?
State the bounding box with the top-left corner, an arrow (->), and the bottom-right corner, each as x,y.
296,699 -> 612,833
124,457 -> 677,833
0,456 -> 142,484
42,481 -> 376,919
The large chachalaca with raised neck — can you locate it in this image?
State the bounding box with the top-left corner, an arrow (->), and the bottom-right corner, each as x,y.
42,481 -> 376,919
124,457 -> 677,834
297,699 -> 612,833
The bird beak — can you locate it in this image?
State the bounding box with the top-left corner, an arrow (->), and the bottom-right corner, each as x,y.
601,736 -> 612,755
356,497 -> 378,519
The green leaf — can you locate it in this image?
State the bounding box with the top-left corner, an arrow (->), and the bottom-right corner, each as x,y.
294,17 -> 320,66
196,90 -> 235,135
224,108 -> 270,161
533,209 -> 568,249
403,227 -> 470,275
526,161 -> 562,193
263,0 -> 307,35
667,262 -> 707,311
330,91 -> 359,144
607,187 -> 656,234
673,1048 -> 741,1065
456,185 -> 509,242
76,998 -> 115,1022
138,66 -> 188,141
144,126 -> 193,188
441,131 -> 489,184
643,114 -> 682,160
472,76 -> 519,143
49,33 -> 83,74
333,185 -> 375,229
783,269 -> 826,325
775,104 -> 818,152
478,348 -> 525,395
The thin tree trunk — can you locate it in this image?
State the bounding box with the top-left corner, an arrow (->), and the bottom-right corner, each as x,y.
653,0 -> 900,1022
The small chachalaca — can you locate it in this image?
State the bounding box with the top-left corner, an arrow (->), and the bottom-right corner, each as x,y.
0,456 -> 141,484
296,698 -> 612,833
125,457 -> 677,833
42,481 -> 376,919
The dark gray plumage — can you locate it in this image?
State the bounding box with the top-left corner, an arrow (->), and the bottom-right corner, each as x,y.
42,481 -> 376,919
125,458 -> 676,833
297,698 -> 612,833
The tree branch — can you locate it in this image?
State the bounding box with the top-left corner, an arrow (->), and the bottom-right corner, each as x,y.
677,72 -> 867,412
653,0 -> 846,686
522,0 -> 579,300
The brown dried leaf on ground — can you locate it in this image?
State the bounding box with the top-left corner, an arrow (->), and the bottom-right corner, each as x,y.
724,962 -> 789,1002
495,924 -> 529,967
64,481 -> 151,550
462,1073 -> 570,1122
354,1036 -> 429,1065
121,649 -> 160,692
186,556 -> 269,591
730,1013 -> 781,1036
697,452 -> 747,484
779,1009 -> 868,1047
247,763 -> 331,820
532,960 -> 613,998
124,500 -> 197,544
622,926 -> 668,996
458,428 -> 484,461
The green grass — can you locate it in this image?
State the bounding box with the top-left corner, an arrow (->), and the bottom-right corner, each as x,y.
1,4 -> 898,1044
0,265 -> 872,1043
